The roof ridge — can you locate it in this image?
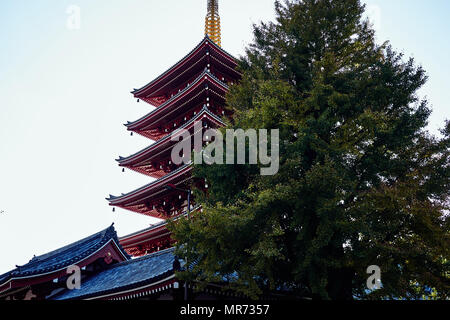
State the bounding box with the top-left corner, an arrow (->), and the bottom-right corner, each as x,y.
132,36 -> 237,96
1,225 -> 130,284
19,224 -> 115,267
132,37 -> 208,95
205,34 -> 240,64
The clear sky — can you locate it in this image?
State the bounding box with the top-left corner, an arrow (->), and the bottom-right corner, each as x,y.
0,0 -> 448,274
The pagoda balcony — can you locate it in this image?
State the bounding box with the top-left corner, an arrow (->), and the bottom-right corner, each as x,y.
132,36 -> 240,107
126,70 -> 230,141
118,107 -> 225,178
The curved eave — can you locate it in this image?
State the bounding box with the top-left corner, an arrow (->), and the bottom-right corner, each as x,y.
118,107 -> 225,167
120,223 -> 171,247
107,163 -> 192,205
119,207 -> 200,244
126,70 -> 229,131
120,227 -> 172,251
132,36 -> 238,99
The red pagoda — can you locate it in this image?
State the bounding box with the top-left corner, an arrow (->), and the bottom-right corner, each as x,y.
108,1 -> 241,258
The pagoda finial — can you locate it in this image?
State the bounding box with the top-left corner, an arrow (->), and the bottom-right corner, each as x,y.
205,0 -> 221,47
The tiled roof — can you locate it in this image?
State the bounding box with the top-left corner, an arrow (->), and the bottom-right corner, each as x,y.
119,107 -> 225,164
132,36 -> 237,96
126,70 -> 229,128
52,248 -> 177,300
0,225 -> 130,284
119,206 -> 200,241
107,162 -> 192,202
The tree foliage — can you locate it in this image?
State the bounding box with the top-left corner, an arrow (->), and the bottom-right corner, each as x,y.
169,0 -> 450,300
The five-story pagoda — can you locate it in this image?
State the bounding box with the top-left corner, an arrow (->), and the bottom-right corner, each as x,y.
108,0 -> 241,258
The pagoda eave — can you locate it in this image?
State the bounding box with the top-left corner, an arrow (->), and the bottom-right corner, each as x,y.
126,71 -> 229,133
119,209 -> 196,245
108,164 -> 194,218
132,37 -> 238,106
118,108 -> 225,173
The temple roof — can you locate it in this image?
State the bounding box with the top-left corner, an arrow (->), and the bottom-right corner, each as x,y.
0,225 -> 130,293
52,248 -> 177,300
107,162 -> 194,217
120,213 -> 185,242
132,36 -> 239,106
126,70 -> 229,133
118,107 -> 225,175
119,207 -> 199,244
107,163 -> 192,204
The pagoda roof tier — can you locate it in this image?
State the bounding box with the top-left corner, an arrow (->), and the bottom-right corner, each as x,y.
118,107 -> 224,178
0,225 -> 130,295
52,248 -> 178,300
121,225 -> 173,257
132,36 -> 240,106
119,207 -> 201,257
107,164 -> 194,218
126,70 -> 230,140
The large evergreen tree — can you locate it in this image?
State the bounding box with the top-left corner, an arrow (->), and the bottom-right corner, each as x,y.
169,0 -> 449,300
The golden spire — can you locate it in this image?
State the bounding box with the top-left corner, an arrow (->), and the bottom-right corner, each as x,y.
205,0 -> 221,46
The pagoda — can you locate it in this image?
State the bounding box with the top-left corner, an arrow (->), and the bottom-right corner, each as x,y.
108,0 -> 241,257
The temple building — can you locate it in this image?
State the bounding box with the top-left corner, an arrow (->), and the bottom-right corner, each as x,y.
0,0 -> 244,301
0,225 -> 131,300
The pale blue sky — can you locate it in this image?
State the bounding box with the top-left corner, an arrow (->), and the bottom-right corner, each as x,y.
0,0 -> 448,274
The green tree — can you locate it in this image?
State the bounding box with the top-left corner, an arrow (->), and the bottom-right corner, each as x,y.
169,0 -> 450,300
